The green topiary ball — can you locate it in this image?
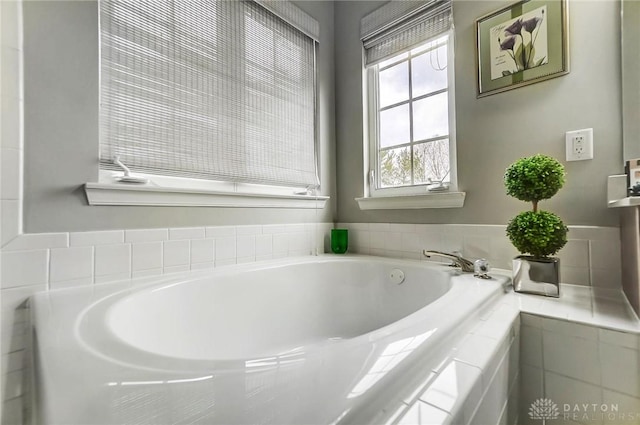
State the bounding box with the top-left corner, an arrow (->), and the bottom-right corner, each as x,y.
506,210 -> 568,258
505,154 -> 565,203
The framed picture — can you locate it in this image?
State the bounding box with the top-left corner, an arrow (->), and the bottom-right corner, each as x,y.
476,0 -> 569,97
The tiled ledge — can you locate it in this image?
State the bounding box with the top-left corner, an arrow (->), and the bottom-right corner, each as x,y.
505,284 -> 640,334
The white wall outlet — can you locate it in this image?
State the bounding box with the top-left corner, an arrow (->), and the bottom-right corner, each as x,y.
565,128 -> 594,161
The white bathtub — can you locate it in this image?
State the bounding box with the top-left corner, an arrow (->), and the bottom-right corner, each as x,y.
32,255 -> 510,424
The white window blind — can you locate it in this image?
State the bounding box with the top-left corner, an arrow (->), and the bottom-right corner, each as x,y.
361,0 -> 452,67
99,0 -> 319,188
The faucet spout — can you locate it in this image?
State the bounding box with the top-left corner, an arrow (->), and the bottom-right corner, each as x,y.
422,250 -> 475,273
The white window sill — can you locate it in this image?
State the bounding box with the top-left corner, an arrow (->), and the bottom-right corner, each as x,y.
355,192 -> 465,210
85,182 -> 329,209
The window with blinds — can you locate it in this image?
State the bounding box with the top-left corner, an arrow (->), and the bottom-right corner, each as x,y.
361,0 -> 456,197
99,0 -> 319,189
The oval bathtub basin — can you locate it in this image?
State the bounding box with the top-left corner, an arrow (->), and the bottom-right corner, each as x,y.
34,255 -> 510,424
106,257 -> 452,360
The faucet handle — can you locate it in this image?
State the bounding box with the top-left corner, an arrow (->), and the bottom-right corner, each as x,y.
473,258 -> 492,279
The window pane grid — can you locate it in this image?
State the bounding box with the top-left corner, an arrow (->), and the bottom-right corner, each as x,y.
376,37 -> 450,188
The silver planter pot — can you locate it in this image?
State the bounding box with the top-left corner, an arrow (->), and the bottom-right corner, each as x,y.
512,255 -> 560,297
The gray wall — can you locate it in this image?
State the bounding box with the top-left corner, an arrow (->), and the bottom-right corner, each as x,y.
335,0 -> 622,227
22,0 -> 336,233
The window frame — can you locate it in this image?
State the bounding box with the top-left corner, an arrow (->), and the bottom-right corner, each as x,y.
365,30 -> 458,199
88,0 -> 326,208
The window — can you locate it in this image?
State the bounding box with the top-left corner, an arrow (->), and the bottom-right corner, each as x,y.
359,0 -> 462,208
97,0 -> 320,199
373,35 -> 452,190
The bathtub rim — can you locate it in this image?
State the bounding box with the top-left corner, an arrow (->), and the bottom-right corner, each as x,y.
73,255 -> 508,372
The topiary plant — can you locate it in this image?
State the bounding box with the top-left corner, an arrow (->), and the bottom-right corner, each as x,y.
504,154 -> 568,258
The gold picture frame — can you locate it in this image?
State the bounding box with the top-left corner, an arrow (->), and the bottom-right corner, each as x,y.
476,0 -> 569,97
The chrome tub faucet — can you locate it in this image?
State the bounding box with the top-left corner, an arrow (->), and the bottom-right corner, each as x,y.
422,250 -> 475,273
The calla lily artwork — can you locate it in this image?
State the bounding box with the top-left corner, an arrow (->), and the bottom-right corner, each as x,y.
489,5 -> 548,80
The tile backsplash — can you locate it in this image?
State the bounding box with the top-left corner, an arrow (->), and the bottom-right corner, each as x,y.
0,222 -> 623,423
0,222 -> 332,423
337,222 -> 622,290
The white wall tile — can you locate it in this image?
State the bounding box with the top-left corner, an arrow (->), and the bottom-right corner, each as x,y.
236,225 -> 262,235
602,389 -> 640,419
215,236 -> 236,260
164,265 -> 189,274
272,234 -> 288,254
1,397 -> 23,425
397,400 -> 450,425
544,371 -> 602,412
558,239 -> 590,268
50,277 -> 93,290
95,273 -> 130,284
470,349 -> 509,425
255,234 -> 272,256
215,258 -> 236,268
419,360 -> 482,420
385,231 -> 402,251
132,242 -> 163,271
1,148 -> 20,200
1,47 -> 20,100
350,230 -> 370,249
50,246 -> 93,283
169,227 -> 205,240
287,232 -> 308,253
236,256 -> 255,264
600,344 -> 639,397
454,333 -> 500,371
1,284 -> 46,355
125,228 -> 168,243
591,267 -> 622,290
0,1 -> 21,47
598,329 -> 639,349
1,249 -> 47,288
440,232 -> 463,254
237,235 -> 256,258
520,326 -> 542,367
1,199 -> 20,246
519,364 -> 543,425
3,233 -> 67,250
366,223 -> 388,232
541,317 -> 598,340
560,266 -> 590,286
401,232 -> 420,253
569,226 -> 619,241
262,224 -> 287,234
205,226 -> 236,238
132,268 -> 162,279
590,239 -> 622,270
543,331 -> 601,385
190,239 -> 214,264
1,96 -> 21,150
286,223 -> 305,233
70,230 -> 123,246
369,231 -> 385,250
190,262 -> 214,271
463,235 -> 490,260
95,244 -> 130,277
389,223 -> 414,233
163,240 -> 189,267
